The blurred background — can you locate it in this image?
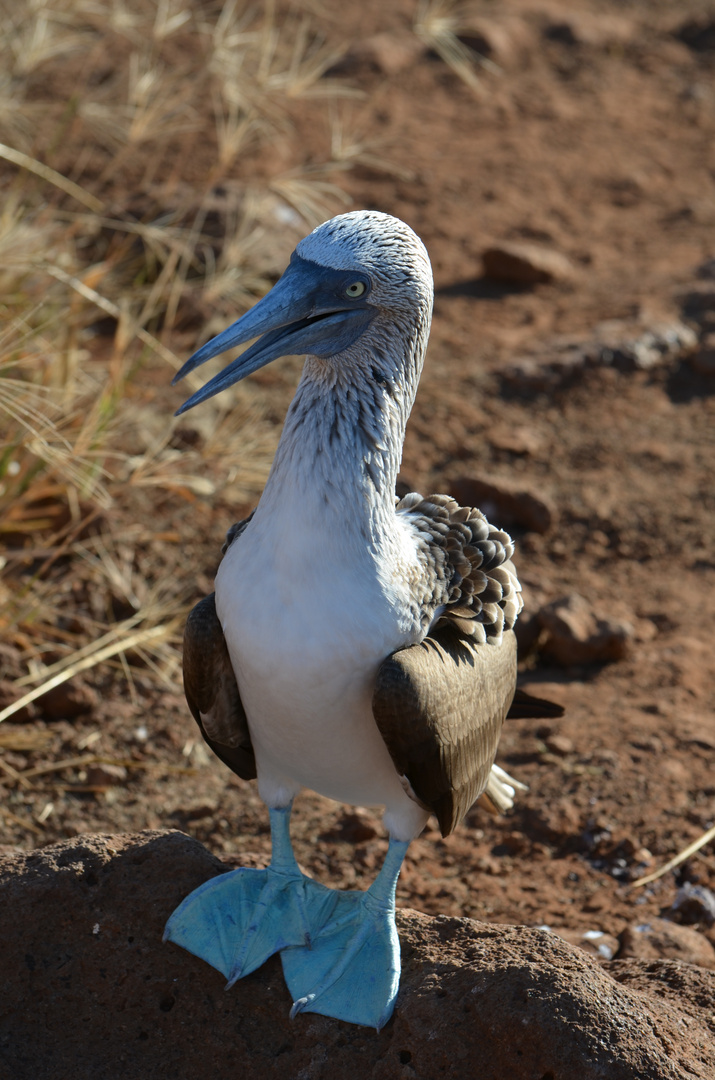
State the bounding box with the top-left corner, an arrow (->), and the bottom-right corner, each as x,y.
1,0 -> 714,957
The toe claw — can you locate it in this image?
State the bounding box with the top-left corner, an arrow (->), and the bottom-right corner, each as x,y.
289,995 -> 313,1020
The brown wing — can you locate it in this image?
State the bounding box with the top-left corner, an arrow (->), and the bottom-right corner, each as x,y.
372,625 -> 517,837
182,593 -> 256,781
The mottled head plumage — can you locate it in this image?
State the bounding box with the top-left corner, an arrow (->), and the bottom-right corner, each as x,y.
297,211 -> 433,314
172,210 -> 434,416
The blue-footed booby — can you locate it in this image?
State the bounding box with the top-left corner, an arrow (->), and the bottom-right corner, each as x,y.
164,210 -> 561,1030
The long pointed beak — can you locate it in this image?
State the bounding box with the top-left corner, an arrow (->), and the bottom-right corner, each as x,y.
173,256 -> 374,415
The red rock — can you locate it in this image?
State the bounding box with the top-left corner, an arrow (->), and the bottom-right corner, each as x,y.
85,763 -> 128,789
451,476 -> 556,535
1,832 -> 715,1079
537,593 -> 633,665
543,11 -> 637,48
513,608 -> 542,656
549,926 -> 620,961
482,241 -> 575,285
488,423 -> 544,455
677,15 -> 715,53
674,716 -> 715,751
458,15 -> 534,68
178,798 -> 220,821
335,808 -> 379,842
619,918 -> 715,969
669,884 -> 715,928
528,797 -> 582,844
690,337 -> 715,374
634,847 -> 654,868
475,854 -> 504,875
545,733 -> 574,757
36,679 -> 98,720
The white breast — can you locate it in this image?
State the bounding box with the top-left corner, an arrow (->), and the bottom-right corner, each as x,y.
214,491 -> 429,841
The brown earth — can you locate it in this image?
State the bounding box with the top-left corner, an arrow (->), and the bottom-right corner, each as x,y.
2,0 -> 715,1071
2,831 -> 714,1080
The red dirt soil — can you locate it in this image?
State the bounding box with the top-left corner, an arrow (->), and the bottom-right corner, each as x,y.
2,0 -> 715,970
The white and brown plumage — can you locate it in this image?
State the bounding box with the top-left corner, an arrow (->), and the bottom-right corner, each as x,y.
164,211 -> 560,1030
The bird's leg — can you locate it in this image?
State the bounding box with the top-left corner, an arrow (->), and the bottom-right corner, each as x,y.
280,837 -> 410,1030
164,803 -> 321,985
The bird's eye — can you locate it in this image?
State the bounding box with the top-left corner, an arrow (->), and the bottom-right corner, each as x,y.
345,280 -> 366,298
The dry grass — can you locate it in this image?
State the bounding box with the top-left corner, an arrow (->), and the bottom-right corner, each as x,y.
0,0 -> 362,728
414,0 -> 499,93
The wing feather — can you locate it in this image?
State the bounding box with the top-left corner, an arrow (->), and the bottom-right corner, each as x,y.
182,593 -> 256,781
395,492 -> 523,643
507,689 -> 564,720
373,625 -> 517,837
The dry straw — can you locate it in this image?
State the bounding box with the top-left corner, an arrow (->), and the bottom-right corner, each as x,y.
631,825 -> 715,889
414,0 -> 499,93
0,0 -> 376,745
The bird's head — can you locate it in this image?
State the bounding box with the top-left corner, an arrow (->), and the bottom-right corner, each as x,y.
173,211 -> 432,414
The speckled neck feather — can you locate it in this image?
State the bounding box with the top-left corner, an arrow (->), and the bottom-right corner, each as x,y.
237,210 -> 521,643
260,211 -> 433,537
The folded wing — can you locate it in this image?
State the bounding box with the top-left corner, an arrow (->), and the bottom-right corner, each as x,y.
182,592 -> 256,780
372,625 -> 518,836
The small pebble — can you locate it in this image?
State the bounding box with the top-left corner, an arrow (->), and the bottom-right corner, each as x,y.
545,734 -> 574,757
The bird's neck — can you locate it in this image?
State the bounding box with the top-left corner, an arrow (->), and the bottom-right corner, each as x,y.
257,309 -> 431,547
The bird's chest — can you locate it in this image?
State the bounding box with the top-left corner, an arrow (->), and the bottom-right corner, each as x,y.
212,506 -> 421,802
214,508 -> 414,727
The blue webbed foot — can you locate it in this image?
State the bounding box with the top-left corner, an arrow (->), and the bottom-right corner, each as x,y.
164,863 -> 311,984
281,838 -> 408,1030
164,805 -> 312,985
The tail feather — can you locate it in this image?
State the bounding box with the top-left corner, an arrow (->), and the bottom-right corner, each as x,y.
477,763 -> 528,816
507,688 -> 564,720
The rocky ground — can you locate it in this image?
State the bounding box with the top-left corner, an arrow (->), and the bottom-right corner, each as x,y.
2,1 -> 715,1075
2,832 -> 714,1080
